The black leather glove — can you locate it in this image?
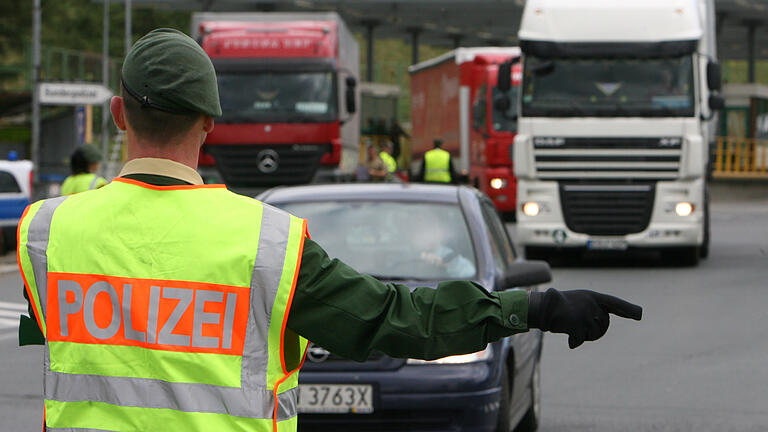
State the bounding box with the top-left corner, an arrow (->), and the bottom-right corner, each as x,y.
528,288 -> 642,349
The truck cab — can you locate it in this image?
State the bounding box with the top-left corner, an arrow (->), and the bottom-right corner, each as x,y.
192,13 -> 360,191
512,0 -> 722,265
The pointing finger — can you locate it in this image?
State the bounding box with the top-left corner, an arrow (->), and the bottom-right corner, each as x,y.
594,293 -> 642,321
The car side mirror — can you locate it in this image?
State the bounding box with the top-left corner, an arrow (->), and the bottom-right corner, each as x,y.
707,61 -> 722,91
709,94 -> 725,110
496,260 -> 552,290
345,76 -> 357,114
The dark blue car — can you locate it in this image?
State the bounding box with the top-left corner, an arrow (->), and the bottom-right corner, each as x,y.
259,183 -> 550,432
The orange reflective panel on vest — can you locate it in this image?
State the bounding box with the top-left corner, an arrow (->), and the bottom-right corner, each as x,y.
47,273 -> 250,355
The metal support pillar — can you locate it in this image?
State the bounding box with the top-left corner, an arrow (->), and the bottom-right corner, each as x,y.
407,27 -> 421,65
31,0 -> 41,185
125,0 -> 132,54
101,0 -> 110,172
747,21 -> 758,83
451,34 -> 463,49
362,20 -> 378,82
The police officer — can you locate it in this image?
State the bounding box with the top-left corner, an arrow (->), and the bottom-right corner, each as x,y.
60,144 -> 108,194
379,142 -> 398,175
18,29 -> 642,432
418,138 -> 455,183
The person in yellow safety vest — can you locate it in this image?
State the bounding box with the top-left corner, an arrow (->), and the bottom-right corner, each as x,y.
418,139 -> 454,183
17,28 -> 643,432
60,144 -> 108,195
379,142 -> 398,175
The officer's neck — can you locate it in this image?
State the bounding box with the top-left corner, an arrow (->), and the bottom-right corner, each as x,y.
125,135 -> 202,170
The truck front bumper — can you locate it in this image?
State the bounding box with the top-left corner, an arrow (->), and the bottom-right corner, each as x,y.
516,178 -> 705,248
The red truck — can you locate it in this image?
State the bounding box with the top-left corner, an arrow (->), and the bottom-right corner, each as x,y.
191,12 -> 360,189
409,47 -> 522,214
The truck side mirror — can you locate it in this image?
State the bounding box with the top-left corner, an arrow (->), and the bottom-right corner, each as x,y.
709,94 -> 725,110
345,76 -> 357,114
497,62 -> 511,92
707,61 -> 722,91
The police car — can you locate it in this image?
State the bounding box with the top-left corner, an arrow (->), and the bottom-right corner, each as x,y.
0,156 -> 33,252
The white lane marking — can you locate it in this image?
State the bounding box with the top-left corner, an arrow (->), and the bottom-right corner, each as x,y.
0,263 -> 18,274
0,301 -> 27,311
0,317 -> 17,327
0,302 -> 25,335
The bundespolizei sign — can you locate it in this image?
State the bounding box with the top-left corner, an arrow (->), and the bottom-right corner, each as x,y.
39,82 -> 113,106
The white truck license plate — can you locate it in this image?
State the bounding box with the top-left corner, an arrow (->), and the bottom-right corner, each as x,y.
297,384 -> 374,414
587,238 -> 629,250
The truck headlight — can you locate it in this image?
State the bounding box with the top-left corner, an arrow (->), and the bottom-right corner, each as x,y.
490,178 -> 507,190
407,346 -> 492,365
522,201 -> 540,216
675,202 -> 694,216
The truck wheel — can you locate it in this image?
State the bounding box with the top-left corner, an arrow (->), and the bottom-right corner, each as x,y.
662,247 -> 700,267
700,188 -> 710,259
524,246 -> 548,262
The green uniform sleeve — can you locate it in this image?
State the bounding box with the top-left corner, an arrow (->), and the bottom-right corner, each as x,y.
287,239 -> 529,362
19,285 -> 44,345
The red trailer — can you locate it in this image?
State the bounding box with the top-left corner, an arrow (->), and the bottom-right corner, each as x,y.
409,48 -> 522,213
192,12 -> 360,190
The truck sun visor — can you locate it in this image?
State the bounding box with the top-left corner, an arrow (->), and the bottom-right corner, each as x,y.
520,40 -> 698,59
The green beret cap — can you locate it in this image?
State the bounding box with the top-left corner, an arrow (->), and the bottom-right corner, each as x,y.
80,144 -> 102,164
121,28 -> 221,117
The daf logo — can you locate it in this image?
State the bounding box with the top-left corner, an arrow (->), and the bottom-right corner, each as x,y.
257,149 -> 279,173
307,344 -> 331,363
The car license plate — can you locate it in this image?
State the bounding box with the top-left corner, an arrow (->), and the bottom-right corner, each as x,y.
298,384 -> 374,414
587,238 -> 628,250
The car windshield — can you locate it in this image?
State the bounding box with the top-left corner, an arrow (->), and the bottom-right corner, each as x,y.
277,200 -> 477,280
522,56 -> 695,117
217,71 -> 337,122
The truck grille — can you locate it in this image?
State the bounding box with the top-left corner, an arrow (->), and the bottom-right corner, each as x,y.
534,137 -> 681,180
559,183 -> 655,236
207,144 -> 330,187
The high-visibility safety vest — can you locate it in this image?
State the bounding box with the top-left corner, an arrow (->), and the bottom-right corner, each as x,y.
379,151 -> 397,173
60,173 -> 107,195
423,148 -> 452,183
17,177 -> 309,432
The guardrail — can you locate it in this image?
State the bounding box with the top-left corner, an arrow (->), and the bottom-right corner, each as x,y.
713,137 -> 768,179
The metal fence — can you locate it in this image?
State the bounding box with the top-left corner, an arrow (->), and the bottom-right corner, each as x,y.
713,137 -> 768,178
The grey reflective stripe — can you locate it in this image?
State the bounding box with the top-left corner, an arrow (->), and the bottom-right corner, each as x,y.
45,371 -> 298,421
88,175 -> 99,190
26,195 -> 68,317
242,204 -> 292,390
47,425 -> 117,432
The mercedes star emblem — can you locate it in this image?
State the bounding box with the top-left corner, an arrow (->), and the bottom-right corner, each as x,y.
257,149 -> 279,173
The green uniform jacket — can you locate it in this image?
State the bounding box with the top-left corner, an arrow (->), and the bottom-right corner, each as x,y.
21,173 -> 530,361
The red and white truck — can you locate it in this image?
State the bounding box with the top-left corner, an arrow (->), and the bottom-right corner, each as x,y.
409,47 -> 522,213
191,12 -> 360,189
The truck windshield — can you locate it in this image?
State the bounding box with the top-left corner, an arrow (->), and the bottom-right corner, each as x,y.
521,56 -> 695,117
492,86 -> 519,132
217,71 -> 337,122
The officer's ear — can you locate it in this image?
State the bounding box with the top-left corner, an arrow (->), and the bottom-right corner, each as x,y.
110,96 -> 127,131
202,116 -> 214,134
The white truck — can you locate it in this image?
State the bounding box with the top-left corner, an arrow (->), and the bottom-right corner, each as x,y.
506,0 -> 723,265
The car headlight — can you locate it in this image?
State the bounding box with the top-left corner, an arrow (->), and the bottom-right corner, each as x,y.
490,178 -> 507,190
407,346 -> 492,365
675,202 -> 693,216
522,201 -> 540,216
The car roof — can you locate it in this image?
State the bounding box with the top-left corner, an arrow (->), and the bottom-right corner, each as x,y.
259,183 -> 472,204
